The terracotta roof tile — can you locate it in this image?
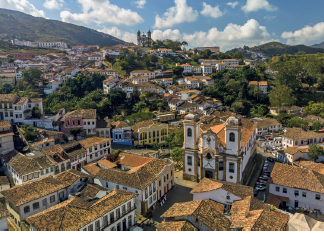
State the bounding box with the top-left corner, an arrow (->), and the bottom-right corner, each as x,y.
111,121 -> 129,129
283,128 -> 324,140
82,164 -> 101,175
156,221 -> 197,231
119,153 -> 153,167
0,120 -> 11,128
190,177 -> 253,199
266,193 -> 289,208
256,118 -> 281,129
64,109 -> 96,119
0,176 -> 9,186
79,137 -> 112,149
97,159 -> 117,169
294,159 -> 324,175
130,119 -> 166,133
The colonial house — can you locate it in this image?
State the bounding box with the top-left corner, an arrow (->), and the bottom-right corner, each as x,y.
201,63 -> 212,76
0,203 -> 9,231
131,119 -> 168,147
130,70 -> 155,79
168,98 -> 184,111
131,76 -> 148,85
42,145 -> 71,175
25,189 -> 137,231
84,68 -> 118,78
282,128 -> 324,148
0,170 -> 94,230
103,77 -> 119,94
96,119 -> 111,138
60,141 -> 87,170
176,90 -> 201,101
249,81 -> 268,94
177,101 -> 199,114
82,153 -> 174,215
61,109 -> 97,136
184,77 -> 199,89
79,137 -> 112,163
268,163 -> 324,213
182,113 -> 257,184
0,176 -> 10,192
111,121 -> 132,146
0,120 -> 14,155
179,64 -> 192,74
255,118 -> 282,134
1,150 -> 54,185
160,200 -> 230,231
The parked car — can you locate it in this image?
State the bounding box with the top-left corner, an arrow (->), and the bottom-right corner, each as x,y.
259,137 -> 265,141
267,137 -> 273,140
255,186 -> 266,191
256,181 -> 266,186
263,171 -> 271,174
267,157 -> 275,162
254,189 -> 258,197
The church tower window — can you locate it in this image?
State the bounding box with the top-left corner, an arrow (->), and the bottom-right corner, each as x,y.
229,133 -> 235,142
206,153 -> 212,160
187,128 -> 192,137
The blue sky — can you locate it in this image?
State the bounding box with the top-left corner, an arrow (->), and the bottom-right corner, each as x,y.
2,0 -> 324,51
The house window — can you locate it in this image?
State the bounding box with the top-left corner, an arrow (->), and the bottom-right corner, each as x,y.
110,212 -> 114,223
275,186 -> 280,192
78,120 -> 80,125
24,206 -> 30,214
84,122 -> 86,125
50,195 -> 55,203
33,202 -> 39,210
128,216 -> 132,226
316,194 -> 321,200
229,163 -> 235,173
95,220 -> 100,231
187,156 -> 192,166
294,190 -> 299,196
116,208 -> 120,218
42,199 -> 47,206
103,215 -> 108,226
187,128 -> 192,137
88,224 -> 93,231
229,133 -> 235,142
116,185 -> 119,189
106,182 -> 108,188
302,192 -> 306,197
283,188 -> 287,194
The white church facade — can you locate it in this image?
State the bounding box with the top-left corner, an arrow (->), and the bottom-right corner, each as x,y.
137,30 -> 152,47
182,113 -> 257,184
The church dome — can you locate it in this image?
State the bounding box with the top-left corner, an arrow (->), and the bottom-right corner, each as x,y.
226,115 -> 242,126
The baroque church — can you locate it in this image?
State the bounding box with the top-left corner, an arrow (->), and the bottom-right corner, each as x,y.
182,112 -> 257,184
137,30 -> 153,47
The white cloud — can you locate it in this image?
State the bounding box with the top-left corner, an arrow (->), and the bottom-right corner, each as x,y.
281,22 -> 324,45
134,0 -> 146,8
152,19 -> 271,51
100,27 -> 137,43
200,2 -> 223,19
227,1 -> 239,9
242,0 -> 277,13
43,0 -> 64,10
0,0 -> 45,17
60,0 -> 144,26
153,0 -> 198,29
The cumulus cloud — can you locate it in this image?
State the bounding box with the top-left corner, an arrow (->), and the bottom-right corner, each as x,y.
152,19 -> 271,51
60,0 -> 144,26
227,1 -> 239,9
200,2 -> 223,19
43,0 -> 64,10
0,0 -> 45,17
100,27 -> 137,43
242,0 -> 277,13
281,22 -> 324,45
153,0 -> 198,29
134,0 -> 146,8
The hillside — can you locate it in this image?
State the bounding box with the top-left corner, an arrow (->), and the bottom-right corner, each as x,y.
0,8 -> 125,47
311,41 -> 324,49
251,42 -> 324,56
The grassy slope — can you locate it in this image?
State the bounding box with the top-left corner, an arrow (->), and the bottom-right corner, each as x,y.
0,8 -> 125,47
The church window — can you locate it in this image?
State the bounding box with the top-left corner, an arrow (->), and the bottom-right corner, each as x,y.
206,153 -> 212,160
229,133 -> 235,142
219,162 -> 224,171
187,156 -> 192,166
229,163 -> 235,173
187,128 -> 192,137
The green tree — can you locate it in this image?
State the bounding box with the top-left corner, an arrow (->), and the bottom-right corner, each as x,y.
257,105 -> 269,116
308,144 -> 323,161
312,120 -> 323,131
269,85 -> 296,111
7,55 -> 14,63
172,66 -> 184,76
69,127 -> 83,139
0,83 -> 14,94
170,147 -> 183,166
31,106 -> 41,119
286,116 -> 309,130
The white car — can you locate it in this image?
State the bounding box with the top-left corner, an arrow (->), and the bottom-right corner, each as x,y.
255,186 -> 266,191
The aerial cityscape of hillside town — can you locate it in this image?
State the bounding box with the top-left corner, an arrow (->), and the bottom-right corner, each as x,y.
0,0 -> 324,232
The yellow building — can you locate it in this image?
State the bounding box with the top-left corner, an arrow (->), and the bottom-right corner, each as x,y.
131,119 -> 168,146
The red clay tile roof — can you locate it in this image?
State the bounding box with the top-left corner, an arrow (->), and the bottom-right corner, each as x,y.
64,109 -> 96,119
161,200 -> 230,230
79,137 -> 112,149
0,120 -> 11,128
42,144 -> 69,164
156,221 -> 198,231
119,153 -> 153,167
97,159 -> 117,169
270,163 -> 324,194
294,159 -> 324,175
266,193 -> 289,208
82,164 -> 101,175
190,177 -> 253,199
111,121 -> 129,129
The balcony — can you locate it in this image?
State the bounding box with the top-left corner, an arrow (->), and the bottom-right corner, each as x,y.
101,205 -> 136,231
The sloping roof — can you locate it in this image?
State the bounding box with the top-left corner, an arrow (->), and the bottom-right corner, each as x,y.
93,159 -> 171,190
270,163 -> 324,194
64,109 -> 96,119
283,127 -> 324,140
0,94 -> 18,102
42,144 -> 69,164
79,137 -> 112,149
156,221 -> 198,231
130,119 -> 165,133
60,141 -> 86,158
119,153 -> 153,167
256,118 -> 281,129
54,169 -> 94,186
97,159 -> 117,169
294,159 -> 324,175
0,176 -> 9,186
6,150 -> 43,176
266,193 -> 289,207
161,200 -> 230,230
82,164 -> 101,175
0,120 -> 11,128
1,176 -> 68,206
96,119 -> 111,129
230,196 -> 289,231
190,177 -> 253,199
25,189 -> 137,231
111,121 -> 129,129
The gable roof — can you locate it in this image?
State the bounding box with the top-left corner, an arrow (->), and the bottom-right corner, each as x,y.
64,109 -> 96,119
1,176 -> 67,206
54,169 -> 94,186
130,119 -> 165,133
256,118 -> 281,129
97,159 -> 117,169
79,137 -> 112,149
283,128 -> 324,140
161,200 -> 230,230
25,189 -> 137,231
118,153 -> 153,167
270,163 -> 324,194
190,177 -> 253,198
294,159 -> 324,175
111,121 -> 129,129
156,221 -> 198,231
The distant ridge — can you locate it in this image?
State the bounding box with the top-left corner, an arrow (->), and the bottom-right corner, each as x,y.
311,41 -> 324,49
0,8 -> 125,47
